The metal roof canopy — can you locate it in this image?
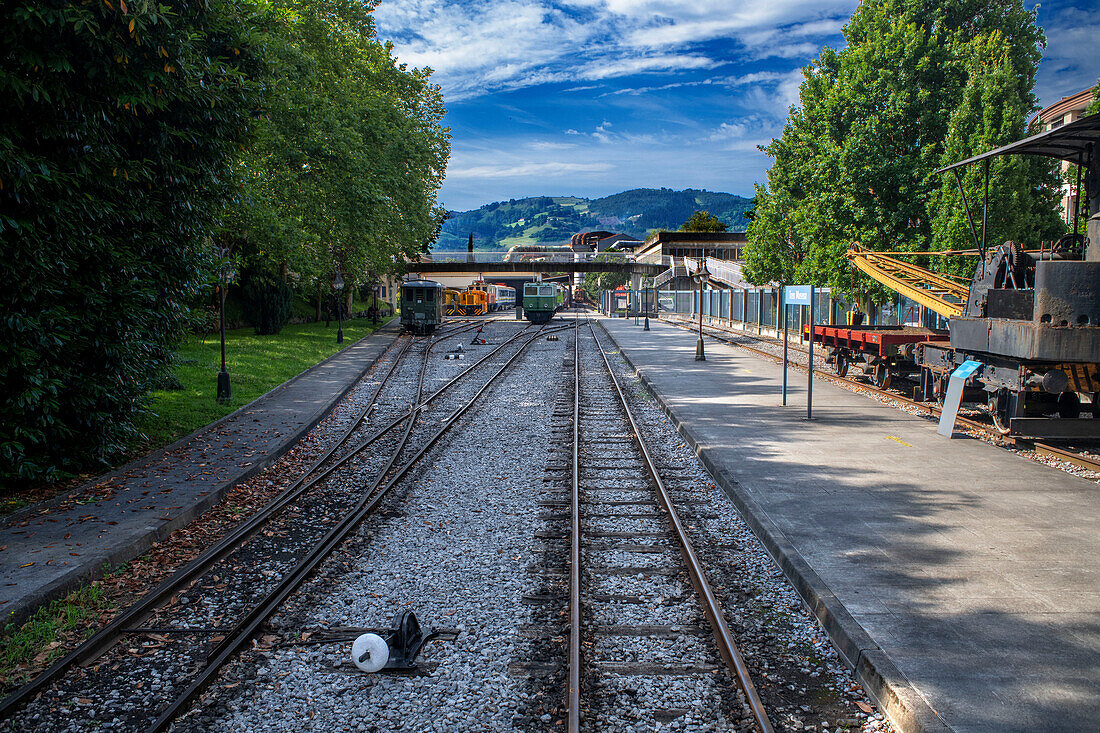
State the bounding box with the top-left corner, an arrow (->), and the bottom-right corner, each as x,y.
935,113 -> 1100,173
934,113 -> 1098,257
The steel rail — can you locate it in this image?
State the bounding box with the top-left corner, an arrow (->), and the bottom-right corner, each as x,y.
589,322 -> 776,733
149,324 -> 553,731
568,315 -> 582,733
1029,441 -> 1100,471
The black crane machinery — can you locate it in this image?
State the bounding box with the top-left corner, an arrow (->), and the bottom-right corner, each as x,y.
844,113 -> 1100,437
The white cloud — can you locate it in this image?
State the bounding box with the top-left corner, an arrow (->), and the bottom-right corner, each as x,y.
446,160 -> 613,180
530,141 -> 579,150
374,0 -> 852,100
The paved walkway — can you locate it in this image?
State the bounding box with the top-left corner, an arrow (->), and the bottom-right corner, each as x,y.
599,316 -> 1099,733
1,320 -> 402,623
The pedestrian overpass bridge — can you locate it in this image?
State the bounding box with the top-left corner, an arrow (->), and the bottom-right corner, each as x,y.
407,251 -> 667,277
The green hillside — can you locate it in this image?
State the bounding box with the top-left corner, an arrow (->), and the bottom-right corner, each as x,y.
437,188 -> 752,250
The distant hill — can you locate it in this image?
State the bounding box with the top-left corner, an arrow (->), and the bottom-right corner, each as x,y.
437,188 -> 752,250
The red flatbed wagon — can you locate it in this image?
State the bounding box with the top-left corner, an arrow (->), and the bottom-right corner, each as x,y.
804,324 -> 949,388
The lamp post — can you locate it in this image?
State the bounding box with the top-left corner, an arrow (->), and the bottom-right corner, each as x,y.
693,260 -> 710,361
643,277 -> 651,331
215,244 -> 233,403
334,271 -> 345,344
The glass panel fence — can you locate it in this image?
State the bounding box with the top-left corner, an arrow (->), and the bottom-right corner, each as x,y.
761,289 -> 777,327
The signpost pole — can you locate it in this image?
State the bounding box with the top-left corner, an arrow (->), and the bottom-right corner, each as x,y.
807,287 -> 814,420
782,299 -> 788,406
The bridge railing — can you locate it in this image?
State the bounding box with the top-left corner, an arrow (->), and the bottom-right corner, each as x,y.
416,251 -> 678,266
415,251 -> 644,264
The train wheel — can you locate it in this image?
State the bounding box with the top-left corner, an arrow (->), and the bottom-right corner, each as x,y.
988,390 -> 1012,435
834,351 -> 849,378
1056,392 -> 1081,419
873,363 -> 892,390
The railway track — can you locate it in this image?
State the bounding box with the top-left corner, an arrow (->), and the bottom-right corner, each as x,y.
1,320 -> 566,732
659,315 -> 1100,471
518,318 -> 774,731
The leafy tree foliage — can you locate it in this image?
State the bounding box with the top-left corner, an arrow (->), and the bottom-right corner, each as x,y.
744,0 -> 1058,297
0,0 -> 450,487
680,211 -> 728,232
227,0 -> 450,297
582,269 -> 628,302
930,31 -> 1062,274
0,0 -> 266,485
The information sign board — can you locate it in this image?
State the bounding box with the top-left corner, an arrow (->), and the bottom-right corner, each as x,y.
784,285 -> 812,305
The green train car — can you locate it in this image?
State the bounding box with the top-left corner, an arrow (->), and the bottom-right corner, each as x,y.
400,279 -> 444,335
523,282 -> 565,324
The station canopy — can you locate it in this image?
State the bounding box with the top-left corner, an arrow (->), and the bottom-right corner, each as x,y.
935,113 -> 1100,173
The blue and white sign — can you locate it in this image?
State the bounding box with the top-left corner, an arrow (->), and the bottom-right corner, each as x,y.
783,285 -> 812,305
936,360 -> 983,438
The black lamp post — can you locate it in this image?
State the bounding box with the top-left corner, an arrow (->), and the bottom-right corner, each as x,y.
334,271 -> 345,344
215,244 -> 232,403
693,260 -> 710,361
643,277 -> 651,331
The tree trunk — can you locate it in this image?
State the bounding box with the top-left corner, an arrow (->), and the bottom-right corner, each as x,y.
315,284 -> 322,322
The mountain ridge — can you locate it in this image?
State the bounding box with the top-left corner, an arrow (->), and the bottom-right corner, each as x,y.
437,187 -> 752,250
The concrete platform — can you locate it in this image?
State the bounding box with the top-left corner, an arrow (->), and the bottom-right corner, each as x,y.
0,320 -> 402,624
598,316 -> 1100,733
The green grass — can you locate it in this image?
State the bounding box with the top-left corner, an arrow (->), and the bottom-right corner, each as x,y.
135,317 -> 389,451
0,580 -> 112,687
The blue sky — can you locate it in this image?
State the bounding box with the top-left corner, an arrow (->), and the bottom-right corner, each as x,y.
373,0 -> 1100,212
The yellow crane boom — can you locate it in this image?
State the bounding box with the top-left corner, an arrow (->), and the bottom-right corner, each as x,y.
845,245 -> 969,320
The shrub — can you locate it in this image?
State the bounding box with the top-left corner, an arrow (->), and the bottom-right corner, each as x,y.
242,273 -> 293,335
0,0 -> 265,486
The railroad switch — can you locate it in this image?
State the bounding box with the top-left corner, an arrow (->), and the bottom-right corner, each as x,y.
351,611 -> 443,674
470,327 -> 484,345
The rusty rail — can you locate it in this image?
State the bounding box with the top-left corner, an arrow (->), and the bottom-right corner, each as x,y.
568,316 -> 582,732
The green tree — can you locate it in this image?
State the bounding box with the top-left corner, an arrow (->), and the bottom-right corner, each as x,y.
581,253 -> 629,301
227,0 -> 450,304
745,0 -> 1050,298
0,0 -> 266,485
680,211 -> 728,232
930,31 -> 1063,274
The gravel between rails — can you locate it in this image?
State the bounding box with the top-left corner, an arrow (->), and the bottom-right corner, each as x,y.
173,322 -> 569,731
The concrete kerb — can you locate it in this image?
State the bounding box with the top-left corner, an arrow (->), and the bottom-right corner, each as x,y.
5,318 -> 402,625
596,319 -> 952,733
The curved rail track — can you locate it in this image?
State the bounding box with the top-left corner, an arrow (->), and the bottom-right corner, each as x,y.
2,320 -> 571,732
561,317 -> 774,731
